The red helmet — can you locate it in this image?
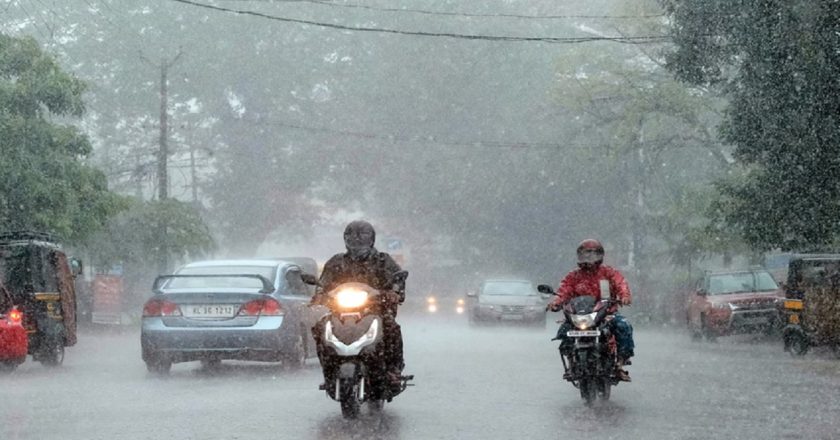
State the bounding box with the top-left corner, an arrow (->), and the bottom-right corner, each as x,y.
576,239 -> 604,266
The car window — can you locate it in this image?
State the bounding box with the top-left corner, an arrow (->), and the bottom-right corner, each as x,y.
285,268 -> 308,295
0,285 -> 11,313
481,281 -> 535,296
167,265 -> 278,289
708,272 -> 778,295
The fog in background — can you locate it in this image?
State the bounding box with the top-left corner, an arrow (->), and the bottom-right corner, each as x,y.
2,0 -> 728,318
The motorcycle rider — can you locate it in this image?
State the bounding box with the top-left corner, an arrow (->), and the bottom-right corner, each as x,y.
547,239 -> 635,382
310,220 -> 406,386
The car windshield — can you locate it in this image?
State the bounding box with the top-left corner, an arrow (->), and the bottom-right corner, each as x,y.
481,281 -> 535,296
708,272 -> 779,295
165,266 -> 277,289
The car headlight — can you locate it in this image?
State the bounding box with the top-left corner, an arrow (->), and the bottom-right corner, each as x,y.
335,288 -> 369,309
570,312 -> 597,330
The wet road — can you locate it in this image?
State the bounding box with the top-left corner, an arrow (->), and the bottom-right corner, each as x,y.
2,315 -> 839,440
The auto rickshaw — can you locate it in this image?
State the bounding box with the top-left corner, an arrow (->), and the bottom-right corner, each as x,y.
0,232 -> 80,366
781,254 -> 840,356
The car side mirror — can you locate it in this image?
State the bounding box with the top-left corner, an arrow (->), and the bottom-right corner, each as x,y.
301,273 -> 319,286
537,284 -> 556,295
466,291 -> 477,298
696,289 -> 708,297
69,258 -> 83,278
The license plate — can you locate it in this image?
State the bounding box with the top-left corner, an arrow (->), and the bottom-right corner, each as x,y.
183,304 -> 237,318
567,330 -> 600,337
501,315 -> 523,320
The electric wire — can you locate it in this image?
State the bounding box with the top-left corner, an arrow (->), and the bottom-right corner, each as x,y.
169,0 -> 671,44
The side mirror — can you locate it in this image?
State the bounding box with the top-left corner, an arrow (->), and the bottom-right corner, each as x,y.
696,289 -> 708,297
301,273 -> 319,286
466,291 -> 477,298
70,258 -> 83,278
537,284 -> 556,295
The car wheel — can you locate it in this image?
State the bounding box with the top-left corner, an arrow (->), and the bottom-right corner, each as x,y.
701,314 -> 717,342
283,331 -> 306,370
468,312 -> 480,327
146,357 -> 172,375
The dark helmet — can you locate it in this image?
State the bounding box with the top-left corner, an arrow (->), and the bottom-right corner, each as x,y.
344,220 -> 376,260
576,239 -> 604,268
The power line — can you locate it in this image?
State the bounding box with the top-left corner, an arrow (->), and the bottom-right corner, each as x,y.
169,0 -> 670,44
217,0 -> 667,20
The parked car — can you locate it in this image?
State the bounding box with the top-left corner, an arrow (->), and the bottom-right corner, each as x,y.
0,285 -> 27,372
686,269 -> 783,340
141,259 -> 318,374
467,279 -> 547,327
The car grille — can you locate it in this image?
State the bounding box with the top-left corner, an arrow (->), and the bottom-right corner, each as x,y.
501,305 -> 526,314
731,300 -> 776,311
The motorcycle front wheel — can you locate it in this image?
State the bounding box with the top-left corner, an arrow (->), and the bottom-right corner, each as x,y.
597,378 -> 611,401
579,378 -> 597,406
339,377 -> 361,419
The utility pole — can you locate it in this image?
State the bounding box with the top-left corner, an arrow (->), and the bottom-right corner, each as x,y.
141,49 -> 183,273
155,52 -> 182,201
189,140 -> 198,203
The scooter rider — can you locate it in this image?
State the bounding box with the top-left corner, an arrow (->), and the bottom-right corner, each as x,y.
310,220 -> 406,385
547,239 -> 635,382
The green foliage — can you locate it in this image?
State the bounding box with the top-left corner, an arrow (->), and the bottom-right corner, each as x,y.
85,198 -> 215,269
663,0 -> 840,251
0,33 -> 122,243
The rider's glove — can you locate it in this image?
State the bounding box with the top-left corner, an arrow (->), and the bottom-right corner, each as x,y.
619,297 -> 632,306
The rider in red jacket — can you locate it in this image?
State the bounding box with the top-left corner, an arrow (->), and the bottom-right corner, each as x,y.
548,239 -> 635,381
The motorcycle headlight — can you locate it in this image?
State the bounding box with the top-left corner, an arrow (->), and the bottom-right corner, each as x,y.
335,288 -> 369,309
570,312 -> 597,330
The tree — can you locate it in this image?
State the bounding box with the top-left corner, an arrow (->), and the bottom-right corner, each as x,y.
663,0 -> 840,251
84,198 -> 215,307
0,33 -> 122,243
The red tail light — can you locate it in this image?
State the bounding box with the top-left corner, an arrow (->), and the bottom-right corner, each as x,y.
142,299 -> 182,317
238,298 -> 283,316
8,307 -> 22,323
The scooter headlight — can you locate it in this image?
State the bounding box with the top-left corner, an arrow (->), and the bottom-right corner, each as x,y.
335,288 -> 369,309
570,312 -> 597,330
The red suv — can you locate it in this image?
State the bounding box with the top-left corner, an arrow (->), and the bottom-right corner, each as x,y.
686,269 -> 783,340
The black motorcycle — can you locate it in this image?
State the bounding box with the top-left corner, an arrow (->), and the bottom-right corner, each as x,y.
309,272 -> 412,419
540,285 -> 622,406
